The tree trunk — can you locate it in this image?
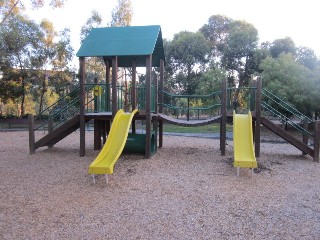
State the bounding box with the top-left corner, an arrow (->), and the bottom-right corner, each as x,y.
187,65 -> 191,121
20,76 -> 25,117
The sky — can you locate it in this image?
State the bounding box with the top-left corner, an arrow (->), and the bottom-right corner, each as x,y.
26,0 -> 320,67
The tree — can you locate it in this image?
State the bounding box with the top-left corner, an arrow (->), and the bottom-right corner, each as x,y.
31,19 -> 57,113
166,31 -> 210,94
221,20 -> 259,85
165,31 -> 210,120
110,0 -> 133,27
260,53 -> 317,118
269,37 -> 296,58
200,16 -> 259,88
296,46 -> 320,70
0,14 -> 43,116
0,13 -> 74,116
80,10 -> 103,43
200,15 -> 232,61
79,10 -> 105,81
0,0 -> 67,25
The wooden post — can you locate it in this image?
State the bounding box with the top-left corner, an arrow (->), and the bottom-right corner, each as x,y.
48,118 -> 54,148
112,56 -> 118,117
79,57 -> 86,157
302,118 -> 309,155
105,60 -> 111,112
314,121 -> 320,162
131,60 -> 137,134
94,77 -> 98,112
159,121 -> 163,148
145,55 -> 152,158
131,60 -> 137,111
220,77 -> 227,156
94,120 -> 102,150
250,78 -> 257,111
255,76 -> 262,158
159,59 -> 164,148
159,59 -> 164,113
101,120 -> 107,144
28,114 -> 35,154
154,74 -> 158,115
153,117 -> 158,153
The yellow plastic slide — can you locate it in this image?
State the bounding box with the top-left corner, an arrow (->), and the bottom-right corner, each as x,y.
233,111 -> 257,175
88,109 -> 138,175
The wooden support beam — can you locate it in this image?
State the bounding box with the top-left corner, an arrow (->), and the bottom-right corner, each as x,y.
159,120 -> 163,148
314,121 -> 320,162
112,56 -> 118,117
153,117 -> 158,152
255,76 -> 262,158
145,55 -> 152,158
302,118 -> 309,155
105,60 -> 111,111
48,118 -> 54,148
94,77 -> 98,112
158,59 -> 164,148
28,114 -> 35,154
159,59 -> 164,113
79,57 -> 86,157
131,60 -> 137,134
131,59 -> 137,111
154,70 -> 158,114
94,120 -> 102,150
220,77 -> 227,156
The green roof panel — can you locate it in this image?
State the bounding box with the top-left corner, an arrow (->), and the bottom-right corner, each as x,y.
76,25 -> 165,67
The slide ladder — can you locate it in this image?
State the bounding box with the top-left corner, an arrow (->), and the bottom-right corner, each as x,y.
88,109 -> 138,183
233,111 -> 257,176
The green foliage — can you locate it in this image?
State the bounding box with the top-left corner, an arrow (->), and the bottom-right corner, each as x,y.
80,10 -> 102,43
200,15 -> 232,59
200,15 -> 259,88
269,37 -> 296,58
260,53 -> 318,117
110,0 -> 133,27
166,31 -> 210,94
0,0 -> 67,25
168,31 -> 210,73
296,47 -> 320,70
80,11 -> 105,81
221,20 -> 258,86
0,11 -> 74,117
196,67 -> 225,95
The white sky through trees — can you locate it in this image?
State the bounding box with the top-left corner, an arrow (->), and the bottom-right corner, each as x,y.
26,0 -> 320,67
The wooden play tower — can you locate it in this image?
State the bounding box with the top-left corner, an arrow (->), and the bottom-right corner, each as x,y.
76,25 -> 165,158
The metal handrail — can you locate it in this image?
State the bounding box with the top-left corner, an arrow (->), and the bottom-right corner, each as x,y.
262,89 -> 313,123
261,102 -> 312,136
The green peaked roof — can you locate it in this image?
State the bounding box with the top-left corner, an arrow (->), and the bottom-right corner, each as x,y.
76,25 -> 165,67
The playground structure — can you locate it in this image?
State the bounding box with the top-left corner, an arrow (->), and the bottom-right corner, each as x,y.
28,25 -> 320,174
